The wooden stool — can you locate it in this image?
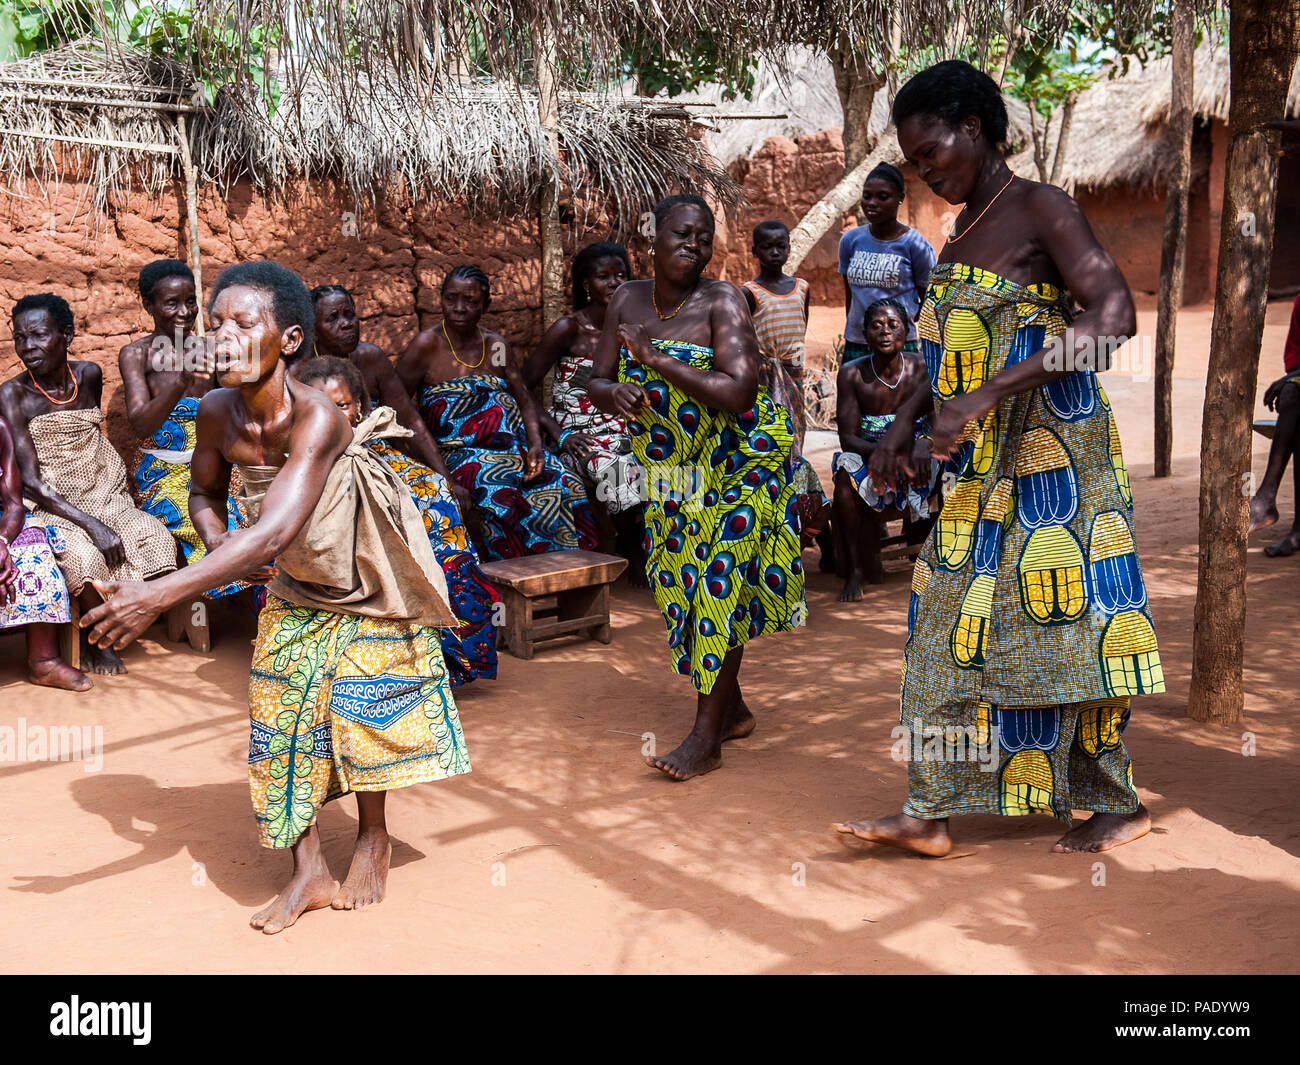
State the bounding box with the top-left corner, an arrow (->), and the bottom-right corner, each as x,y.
478,549 -> 628,660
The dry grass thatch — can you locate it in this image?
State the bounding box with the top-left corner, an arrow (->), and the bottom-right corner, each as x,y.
1009,37 -> 1300,193
0,40 -> 734,229
177,0 -> 1168,90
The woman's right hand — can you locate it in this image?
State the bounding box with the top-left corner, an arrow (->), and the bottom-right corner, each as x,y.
608,383 -> 648,417
86,520 -> 126,569
0,543 -> 16,606
868,423 -> 919,494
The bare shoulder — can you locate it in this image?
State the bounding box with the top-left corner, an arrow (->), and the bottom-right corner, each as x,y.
406,325 -> 442,354
704,278 -> 748,306
71,360 -> 103,387
837,356 -> 865,386
1022,179 -> 1086,225
118,335 -> 151,366
354,341 -> 389,364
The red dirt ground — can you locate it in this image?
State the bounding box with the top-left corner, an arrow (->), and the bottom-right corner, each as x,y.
1,300 -> 1297,974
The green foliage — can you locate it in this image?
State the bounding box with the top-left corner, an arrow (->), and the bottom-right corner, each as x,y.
622,33 -> 757,101
0,0 -> 283,114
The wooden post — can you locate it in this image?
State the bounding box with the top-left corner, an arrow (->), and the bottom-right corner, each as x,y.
1154,1 -> 1194,479
175,112 -> 204,336
534,22 -> 564,330
1188,0 -> 1300,724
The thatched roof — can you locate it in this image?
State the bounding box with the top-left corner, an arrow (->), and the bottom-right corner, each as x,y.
1007,39 -> 1300,193
0,41 -> 733,230
182,0 -> 1167,94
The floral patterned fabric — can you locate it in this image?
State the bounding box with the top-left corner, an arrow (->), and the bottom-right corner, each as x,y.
0,518 -> 70,628
247,594 -> 469,849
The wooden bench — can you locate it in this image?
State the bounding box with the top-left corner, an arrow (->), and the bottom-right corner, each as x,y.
477,549 -> 628,660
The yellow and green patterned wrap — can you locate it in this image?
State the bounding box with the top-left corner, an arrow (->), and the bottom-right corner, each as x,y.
619,339 -> 807,694
248,594 -> 469,849
902,263 -> 1163,823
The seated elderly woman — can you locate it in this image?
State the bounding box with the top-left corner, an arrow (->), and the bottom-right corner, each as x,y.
0,293 -> 176,675
830,297 -> 937,601
522,242 -> 647,582
0,413 -> 87,690
396,264 -> 596,560
293,355 -> 499,687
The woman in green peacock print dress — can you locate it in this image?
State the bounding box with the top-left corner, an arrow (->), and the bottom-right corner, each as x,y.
589,194 -> 807,781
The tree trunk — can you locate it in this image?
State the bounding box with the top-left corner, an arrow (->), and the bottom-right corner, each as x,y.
1028,107 -> 1049,182
828,37 -> 884,222
175,112 -> 203,337
786,140 -> 896,273
1153,1 -> 1195,479
1188,0 -> 1300,724
534,23 -> 564,329
1048,90 -> 1078,187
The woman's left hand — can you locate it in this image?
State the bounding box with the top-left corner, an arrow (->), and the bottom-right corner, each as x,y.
618,324 -> 660,368
929,390 -> 996,459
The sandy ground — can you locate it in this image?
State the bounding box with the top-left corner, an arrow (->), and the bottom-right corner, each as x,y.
1,300 -> 1298,975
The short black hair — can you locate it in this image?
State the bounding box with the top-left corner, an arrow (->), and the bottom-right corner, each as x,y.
293,354 -> 369,407
138,259 -> 195,302
208,261 -> 314,361
310,283 -> 353,306
864,163 -> 905,197
752,219 -> 789,243
653,193 -> 714,230
442,264 -> 491,306
862,296 -> 911,336
12,292 -> 74,332
571,242 -> 630,310
892,60 -> 1009,148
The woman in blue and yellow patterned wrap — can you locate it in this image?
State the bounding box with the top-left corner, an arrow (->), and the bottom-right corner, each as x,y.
120,259 -> 244,598
832,61 -> 1163,857
588,194 -> 807,781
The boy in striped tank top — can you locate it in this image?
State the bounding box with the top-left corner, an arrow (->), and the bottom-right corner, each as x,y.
742,221 -> 830,555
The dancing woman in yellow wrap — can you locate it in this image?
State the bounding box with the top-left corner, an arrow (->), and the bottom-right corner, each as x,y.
589,195 -> 807,781
832,61 -> 1162,858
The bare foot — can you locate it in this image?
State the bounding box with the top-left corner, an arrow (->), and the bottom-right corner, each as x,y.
647,729 -> 723,781
1052,804 -> 1151,853
1248,495 -> 1279,532
838,572 -> 865,602
1264,529 -> 1300,557
27,657 -> 92,692
721,695 -> 755,742
831,813 -> 953,857
332,829 -> 392,910
81,636 -> 127,675
250,871 -> 337,934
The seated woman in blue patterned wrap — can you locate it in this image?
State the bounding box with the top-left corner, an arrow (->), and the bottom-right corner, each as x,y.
588,193 -> 807,782
397,265 -> 597,561
119,259 -> 244,598
831,297 -> 937,601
